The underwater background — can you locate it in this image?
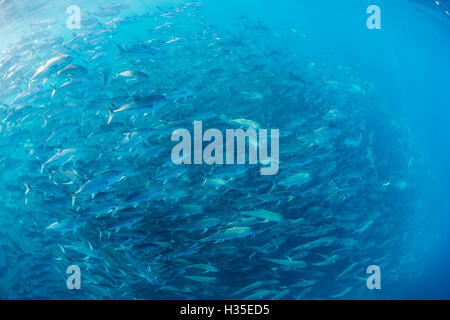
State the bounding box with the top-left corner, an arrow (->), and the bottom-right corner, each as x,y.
0,0 -> 449,299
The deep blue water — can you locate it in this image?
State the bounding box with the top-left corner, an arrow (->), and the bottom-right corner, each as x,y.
0,0 -> 449,299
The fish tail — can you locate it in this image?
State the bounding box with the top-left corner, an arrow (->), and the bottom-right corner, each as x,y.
49,83 -> 57,99
219,114 -> 228,123
104,105 -> 113,125
80,58 -> 88,69
268,181 -> 277,193
103,68 -> 111,86
116,43 -> 126,54
39,114 -> 48,128
71,193 -> 76,208
71,167 -> 81,178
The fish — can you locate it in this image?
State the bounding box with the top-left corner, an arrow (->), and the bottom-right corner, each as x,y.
336,262 -> 359,280
185,275 -> 217,283
278,172 -> 311,188
43,148 -> 77,169
200,227 -> 253,242
75,171 -> 126,198
116,43 -> 166,59
264,257 -> 308,270
107,94 -> 168,123
240,209 -> 283,223
116,70 -> 149,80
56,64 -> 88,78
330,287 -> 353,299
108,215 -> 144,232
31,54 -> 73,80
46,216 -> 88,234
168,88 -> 196,102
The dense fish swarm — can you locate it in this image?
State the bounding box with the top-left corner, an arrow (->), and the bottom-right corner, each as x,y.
0,2 -> 428,299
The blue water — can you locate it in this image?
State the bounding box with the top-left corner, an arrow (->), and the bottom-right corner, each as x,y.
0,0 -> 449,299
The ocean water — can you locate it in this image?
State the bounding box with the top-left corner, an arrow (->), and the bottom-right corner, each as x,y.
0,0 -> 449,300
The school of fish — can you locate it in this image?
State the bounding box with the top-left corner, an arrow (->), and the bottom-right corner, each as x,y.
0,1 -> 429,299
